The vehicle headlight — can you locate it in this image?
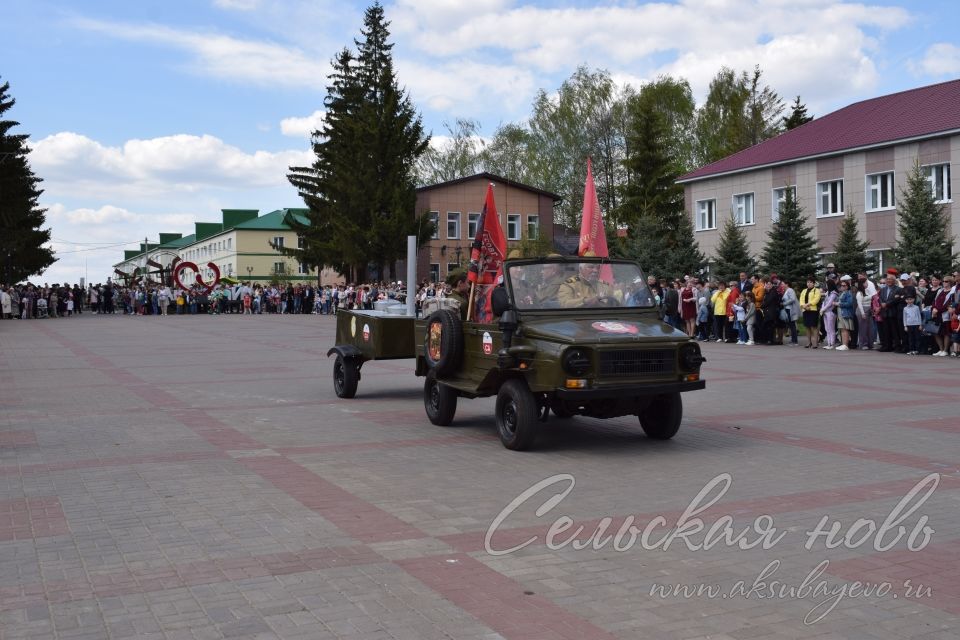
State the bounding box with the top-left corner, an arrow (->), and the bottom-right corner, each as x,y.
562,348 -> 591,376
679,343 -> 705,372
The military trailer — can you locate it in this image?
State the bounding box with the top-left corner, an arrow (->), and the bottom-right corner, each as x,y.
328,256 -> 705,450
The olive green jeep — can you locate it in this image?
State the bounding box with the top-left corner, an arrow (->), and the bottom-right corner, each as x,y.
328,256 -> 705,451
419,256 -> 706,449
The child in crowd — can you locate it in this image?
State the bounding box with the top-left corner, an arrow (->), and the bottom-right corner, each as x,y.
903,294 -> 922,355
743,291 -> 756,345
731,294 -> 748,345
696,296 -> 709,341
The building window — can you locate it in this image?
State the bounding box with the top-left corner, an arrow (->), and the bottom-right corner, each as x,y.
467,212 -> 480,239
817,180 -> 843,217
273,236 -> 284,249
227,238 -> 232,250
429,263 -> 440,284
507,214 -> 521,240
732,193 -> 754,225
429,211 -> 440,239
298,262 -> 309,275
866,172 -> 895,211
447,212 -> 460,239
923,163 -> 952,203
771,186 -> 795,223
273,262 -> 285,274
527,214 -> 539,240
695,199 -> 716,231
297,235 -> 305,249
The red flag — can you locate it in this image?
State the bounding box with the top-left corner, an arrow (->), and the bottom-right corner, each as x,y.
467,184 -> 506,285
578,158 -> 612,281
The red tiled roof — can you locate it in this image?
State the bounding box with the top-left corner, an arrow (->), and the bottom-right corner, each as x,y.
679,79 -> 960,183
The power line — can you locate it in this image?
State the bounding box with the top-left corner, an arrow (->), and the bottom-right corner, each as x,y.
50,237 -> 141,246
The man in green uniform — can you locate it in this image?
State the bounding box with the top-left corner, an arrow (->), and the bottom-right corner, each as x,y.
445,269 -> 470,320
558,261 -> 615,308
536,254 -> 566,306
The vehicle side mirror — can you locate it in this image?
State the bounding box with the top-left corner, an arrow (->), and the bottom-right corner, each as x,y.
491,286 -> 511,318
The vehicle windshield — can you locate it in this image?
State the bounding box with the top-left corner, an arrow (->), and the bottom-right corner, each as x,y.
507,261 -> 656,310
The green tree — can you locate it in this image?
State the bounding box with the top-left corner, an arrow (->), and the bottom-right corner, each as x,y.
743,65 -> 784,146
831,208 -> 874,277
634,76 -> 696,174
286,3 -> 430,282
665,213 -> 706,278
526,66 -> 631,229
782,95 -> 813,130
693,66 -> 783,166
609,217 -> 669,278
482,123 -> 535,184
0,78 -> 54,283
617,92 -> 681,229
416,118 -> 485,185
713,214 -> 756,283
892,161 -> 957,275
760,188 -> 819,285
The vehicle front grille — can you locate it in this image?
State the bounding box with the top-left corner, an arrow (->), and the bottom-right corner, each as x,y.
598,349 -> 674,377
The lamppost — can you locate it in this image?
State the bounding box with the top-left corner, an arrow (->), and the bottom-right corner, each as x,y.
455,246 -> 462,266
246,265 -> 253,282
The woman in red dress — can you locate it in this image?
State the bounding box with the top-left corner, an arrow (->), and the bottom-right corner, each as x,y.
680,279 -> 698,337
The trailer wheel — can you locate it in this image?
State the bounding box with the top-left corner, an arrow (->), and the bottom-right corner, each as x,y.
638,393 -> 682,439
423,309 -> 464,377
424,370 -> 457,426
333,354 -> 359,398
496,379 -> 539,451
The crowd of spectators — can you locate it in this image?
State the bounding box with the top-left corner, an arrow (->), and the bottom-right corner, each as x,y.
1,283 -> 85,319
651,264 -> 960,356
6,265 -> 959,359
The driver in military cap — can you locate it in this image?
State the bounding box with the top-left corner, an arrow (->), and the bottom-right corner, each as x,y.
445,269 -> 470,320
557,253 -> 615,307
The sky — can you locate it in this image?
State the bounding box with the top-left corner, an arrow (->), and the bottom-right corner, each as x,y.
3,0 -> 959,285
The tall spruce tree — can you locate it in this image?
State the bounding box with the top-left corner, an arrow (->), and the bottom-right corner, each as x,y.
892,161 -> 957,275
616,90 -> 703,278
760,188 -> 819,285
831,209 -> 874,277
713,213 -> 755,283
286,3 -> 430,282
782,96 -> 813,130
0,78 -> 54,283
286,48 -> 364,281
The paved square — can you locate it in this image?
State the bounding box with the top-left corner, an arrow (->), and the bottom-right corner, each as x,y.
1,314 -> 957,639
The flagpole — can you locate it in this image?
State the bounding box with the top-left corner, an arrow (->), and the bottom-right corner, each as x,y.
466,281 -> 476,322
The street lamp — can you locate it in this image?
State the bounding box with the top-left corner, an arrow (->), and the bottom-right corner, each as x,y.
246,265 -> 253,281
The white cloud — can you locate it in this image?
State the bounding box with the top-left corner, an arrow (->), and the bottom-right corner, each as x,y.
397,59 -> 537,115
71,17 -> 329,88
913,43 -> 960,76
213,0 -> 260,10
280,110 -> 326,137
32,132 -> 312,200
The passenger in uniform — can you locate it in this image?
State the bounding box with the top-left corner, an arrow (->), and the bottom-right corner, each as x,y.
536,254 -> 565,306
446,270 -> 470,321
558,261 -> 615,308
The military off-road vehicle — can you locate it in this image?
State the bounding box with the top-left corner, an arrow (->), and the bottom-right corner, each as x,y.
328,256 -> 705,451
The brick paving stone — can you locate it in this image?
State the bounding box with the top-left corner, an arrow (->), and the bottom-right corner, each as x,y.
2,315 -> 959,638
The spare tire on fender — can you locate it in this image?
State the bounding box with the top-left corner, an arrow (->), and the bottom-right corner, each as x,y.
423,309 -> 464,376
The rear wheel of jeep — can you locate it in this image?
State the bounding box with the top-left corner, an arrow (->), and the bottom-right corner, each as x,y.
424,370 -> 457,426
333,355 -> 359,399
638,393 -> 682,440
496,379 -> 539,450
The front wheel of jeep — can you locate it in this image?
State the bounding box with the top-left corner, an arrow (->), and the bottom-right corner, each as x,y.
496,379 -> 539,451
424,370 -> 457,426
638,393 -> 682,440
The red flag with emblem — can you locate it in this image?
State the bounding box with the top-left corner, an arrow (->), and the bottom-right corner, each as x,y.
466,184 -> 506,285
